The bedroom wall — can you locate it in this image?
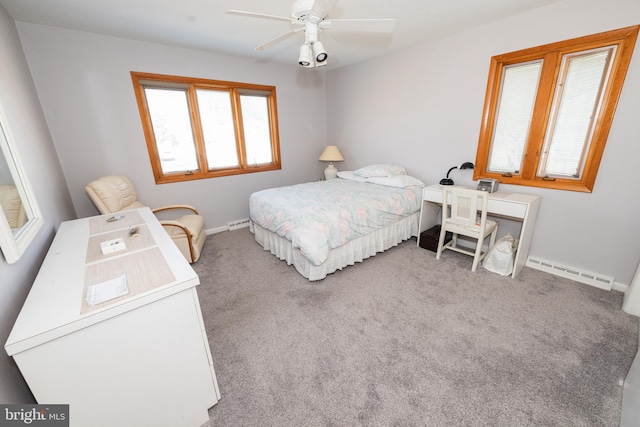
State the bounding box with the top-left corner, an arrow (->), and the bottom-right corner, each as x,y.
13,22 -> 328,227
0,4 -> 76,403
325,0 -> 640,285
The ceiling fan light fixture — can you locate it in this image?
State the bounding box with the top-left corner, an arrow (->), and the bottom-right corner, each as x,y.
228,1 -> 396,69
313,41 -> 328,63
298,44 -> 312,67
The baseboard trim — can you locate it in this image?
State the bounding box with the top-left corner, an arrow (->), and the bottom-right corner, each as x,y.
206,220 -> 251,236
613,282 -> 628,293
205,225 -> 228,235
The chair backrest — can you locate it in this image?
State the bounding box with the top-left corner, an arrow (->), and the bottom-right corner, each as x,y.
442,187 -> 489,229
85,175 -> 146,214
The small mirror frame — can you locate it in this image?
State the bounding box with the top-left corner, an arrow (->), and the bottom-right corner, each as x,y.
0,99 -> 43,264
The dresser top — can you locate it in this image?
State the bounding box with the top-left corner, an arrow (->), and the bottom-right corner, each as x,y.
5,207 -> 199,355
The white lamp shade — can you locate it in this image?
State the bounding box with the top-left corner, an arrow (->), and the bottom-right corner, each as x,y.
318,146 -> 344,162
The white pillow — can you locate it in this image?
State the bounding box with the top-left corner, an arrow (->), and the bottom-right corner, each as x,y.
353,164 -> 407,178
337,171 -> 368,182
366,175 -> 425,188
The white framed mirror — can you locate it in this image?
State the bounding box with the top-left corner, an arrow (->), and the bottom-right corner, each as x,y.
0,99 -> 43,264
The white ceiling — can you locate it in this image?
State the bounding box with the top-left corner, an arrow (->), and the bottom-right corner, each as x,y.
0,0 -> 562,70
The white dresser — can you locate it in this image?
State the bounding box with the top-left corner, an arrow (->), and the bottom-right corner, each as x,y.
5,208 -> 220,427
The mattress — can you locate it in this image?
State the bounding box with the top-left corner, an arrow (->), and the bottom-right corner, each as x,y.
249,178 -> 423,280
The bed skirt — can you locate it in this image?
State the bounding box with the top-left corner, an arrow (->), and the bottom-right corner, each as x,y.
251,212 -> 420,281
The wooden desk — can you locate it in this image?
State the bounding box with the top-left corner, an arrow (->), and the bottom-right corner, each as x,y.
418,184 -> 540,278
5,207 -> 220,427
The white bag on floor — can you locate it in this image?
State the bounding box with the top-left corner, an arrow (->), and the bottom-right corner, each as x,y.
482,234 -> 517,276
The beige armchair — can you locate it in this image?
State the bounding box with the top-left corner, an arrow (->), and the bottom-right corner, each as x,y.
0,184 -> 27,229
85,175 -> 206,263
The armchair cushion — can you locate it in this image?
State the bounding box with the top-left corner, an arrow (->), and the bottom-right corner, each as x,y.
160,214 -> 206,263
163,214 -> 204,239
86,175 -> 143,214
0,184 -> 26,229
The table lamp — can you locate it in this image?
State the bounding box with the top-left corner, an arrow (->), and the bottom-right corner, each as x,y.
319,146 -> 344,180
439,162 -> 474,185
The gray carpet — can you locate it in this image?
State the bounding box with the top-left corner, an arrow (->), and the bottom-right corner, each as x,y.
194,229 -> 638,427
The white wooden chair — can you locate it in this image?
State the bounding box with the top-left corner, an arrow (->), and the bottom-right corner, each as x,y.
436,187 -> 498,272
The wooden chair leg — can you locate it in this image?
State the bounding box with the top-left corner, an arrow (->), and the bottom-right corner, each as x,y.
490,229 -> 497,248
472,237 -> 483,272
436,227 -> 447,260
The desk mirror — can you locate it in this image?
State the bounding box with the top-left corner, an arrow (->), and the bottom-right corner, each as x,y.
0,101 -> 43,264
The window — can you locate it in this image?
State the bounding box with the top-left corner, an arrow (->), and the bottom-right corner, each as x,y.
474,26 -> 638,192
131,72 -> 281,183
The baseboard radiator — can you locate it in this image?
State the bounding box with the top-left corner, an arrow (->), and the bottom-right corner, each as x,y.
227,218 -> 251,231
526,257 -> 613,291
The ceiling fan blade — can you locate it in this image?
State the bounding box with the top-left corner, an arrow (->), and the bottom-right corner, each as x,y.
255,27 -> 304,51
226,10 -> 292,23
327,18 -> 396,33
319,29 -> 341,53
309,0 -> 340,24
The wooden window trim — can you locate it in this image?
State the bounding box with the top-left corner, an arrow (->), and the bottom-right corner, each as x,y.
474,25 -> 639,192
131,72 -> 281,184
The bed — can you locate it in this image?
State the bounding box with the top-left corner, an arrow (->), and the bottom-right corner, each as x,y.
249,164 -> 425,280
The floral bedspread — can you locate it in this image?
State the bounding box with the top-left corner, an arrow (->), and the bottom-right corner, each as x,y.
249,179 -> 422,266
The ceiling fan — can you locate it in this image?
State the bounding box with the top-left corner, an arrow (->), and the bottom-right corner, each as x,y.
226,0 -> 395,68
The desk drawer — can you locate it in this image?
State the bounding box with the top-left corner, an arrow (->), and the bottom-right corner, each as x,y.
422,188 -> 441,203
487,198 -> 526,218
422,186 -> 528,219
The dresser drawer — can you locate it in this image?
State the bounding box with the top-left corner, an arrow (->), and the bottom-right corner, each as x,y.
487,198 -> 526,218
